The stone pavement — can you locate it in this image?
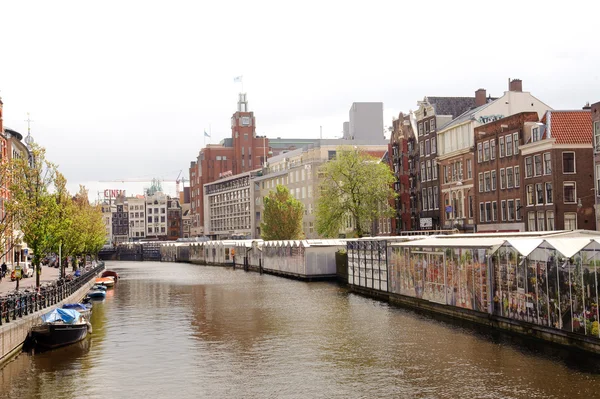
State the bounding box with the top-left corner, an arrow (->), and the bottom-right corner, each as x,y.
0,265 -> 61,295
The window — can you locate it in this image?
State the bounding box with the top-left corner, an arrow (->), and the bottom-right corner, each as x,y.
431,118 -> 436,131
421,162 -> 426,182
477,143 -> 483,163
514,166 -> 520,188
513,132 -> 519,154
501,200 -> 507,221
432,160 -> 438,180
483,141 -> 490,161
546,210 -> 555,230
418,123 -> 423,136
478,173 -> 483,192
526,185 -> 534,206
506,134 -> 513,156
595,121 -> 600,152
431,138 -> 437,154
425,139 -> 430,156
433,187 -> 439,209
469,196 -> 474,218
564,213 -> 577,230
597,164 -> 600,194
500,168 -> 505,189
467,159 -> 472,179
491,139 -> 496,160
426,160 -> 432,181
543,153 -> 552,174
525,157 -> 533,178
528,212 -> 536,231
545,182 -> 553,204
537,211 -> 545,231
516,199 -> 522,220
420,142 -> 425,156
443,165 -> 448,183
532,127 -> 540,142
479,203 -> 485,223
508,200 -> 515,221
484,172 -> 490,192
507,167 -> 514,189
563,182 -> 576,203
422,189 -> 428,211
308,186 -> 313,198
425,120 -> 429,133
148,208 -> 152,214
563,152 -> 575,173
241,147 -> 244,155
492,201 -> 498,221
491,170 -> 497,190
485,202 -> 491,222
534,155 -> 542,176
536,183 -> 544,205
499,136 -> 505,158
428,187 -> 433,210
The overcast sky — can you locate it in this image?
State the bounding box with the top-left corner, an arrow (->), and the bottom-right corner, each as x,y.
1,0 -> 599,199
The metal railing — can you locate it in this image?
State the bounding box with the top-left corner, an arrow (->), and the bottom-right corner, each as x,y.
0,261 -> 105,326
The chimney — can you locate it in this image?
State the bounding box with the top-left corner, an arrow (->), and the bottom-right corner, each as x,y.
583,102 -> 591,110
509,78 -> 523,92
475,89 -> 487,107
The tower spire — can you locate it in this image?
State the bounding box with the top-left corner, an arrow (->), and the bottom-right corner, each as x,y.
24,112 -> 34,147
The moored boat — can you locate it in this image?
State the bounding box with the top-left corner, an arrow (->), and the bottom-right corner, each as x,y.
95,277 -> 115,287
91,284 -> 107,291
101,270 -> 119,281
87,289 -> 106,299
29,309 -> 90,350
62,303 -> 92,319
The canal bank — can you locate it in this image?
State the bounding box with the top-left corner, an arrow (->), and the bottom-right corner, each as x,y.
4,260 -> 600,399
0,262 -> 105,367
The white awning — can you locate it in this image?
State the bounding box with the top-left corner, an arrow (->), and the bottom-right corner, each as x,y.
505,238 -> 544,257
392,236 -> 505,249
543,238 -> 593,258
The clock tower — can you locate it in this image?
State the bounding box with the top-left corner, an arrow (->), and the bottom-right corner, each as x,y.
231,92 -> 268,174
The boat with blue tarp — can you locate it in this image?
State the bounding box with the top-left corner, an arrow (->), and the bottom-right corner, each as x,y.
28,308 -> 91,350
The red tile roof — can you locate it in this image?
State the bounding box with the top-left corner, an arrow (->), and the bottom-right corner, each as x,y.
543,110 -> 592,144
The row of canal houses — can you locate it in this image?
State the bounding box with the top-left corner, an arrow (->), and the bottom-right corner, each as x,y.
161,229 -> 600,352
388,78 -> 599,235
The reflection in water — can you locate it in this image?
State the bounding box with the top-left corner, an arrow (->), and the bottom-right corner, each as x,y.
1,261 -> 600,398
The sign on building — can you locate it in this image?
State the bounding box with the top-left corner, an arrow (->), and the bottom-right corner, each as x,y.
420,217 -> 433,229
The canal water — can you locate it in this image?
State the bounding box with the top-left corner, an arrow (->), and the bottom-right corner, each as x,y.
1,261 -> 600,398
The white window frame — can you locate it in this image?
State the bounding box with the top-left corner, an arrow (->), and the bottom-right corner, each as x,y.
562,151 -> 576,174
563,181 -> 577,204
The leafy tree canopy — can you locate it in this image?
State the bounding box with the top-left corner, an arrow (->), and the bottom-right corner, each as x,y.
315,147 -> 396,238
260,185 -> 304,241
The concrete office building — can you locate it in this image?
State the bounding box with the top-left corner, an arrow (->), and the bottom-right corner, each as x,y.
343,102 -> 387,144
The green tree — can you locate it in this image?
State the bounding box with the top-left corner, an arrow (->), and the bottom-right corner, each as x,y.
316,147 -> 396,238
260,185 -> 304,241
9,143 -> 59,287
54,171 -> 77,277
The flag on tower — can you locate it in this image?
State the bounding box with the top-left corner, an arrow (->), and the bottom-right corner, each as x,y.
234,75 -> 243,83
204,130 -> 210,138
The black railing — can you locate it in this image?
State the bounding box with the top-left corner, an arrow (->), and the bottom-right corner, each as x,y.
0,261 -> 105,326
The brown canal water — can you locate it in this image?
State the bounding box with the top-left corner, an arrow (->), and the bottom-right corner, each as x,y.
1,261 -> 600,399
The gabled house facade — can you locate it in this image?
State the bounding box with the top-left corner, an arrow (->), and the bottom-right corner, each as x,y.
436,79 -> 552,232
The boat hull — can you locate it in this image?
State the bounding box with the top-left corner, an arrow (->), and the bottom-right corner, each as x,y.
30,322 -> 89,350
87,291 -> 106,299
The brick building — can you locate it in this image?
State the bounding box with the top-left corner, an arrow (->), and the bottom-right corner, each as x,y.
592,101 -> 600,230
437,79 -> 551,232
167,197 -> 182,240
520,109 -> 595,231
389,112 -> 415,232
414,96 -> 476,230
189,93 -> 269,237
474,112 -> 539,232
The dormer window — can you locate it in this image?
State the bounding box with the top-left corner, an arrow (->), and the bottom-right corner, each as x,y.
532,127 -> 540,142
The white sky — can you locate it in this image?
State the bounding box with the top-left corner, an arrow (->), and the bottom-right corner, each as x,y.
1,0 -> 599,199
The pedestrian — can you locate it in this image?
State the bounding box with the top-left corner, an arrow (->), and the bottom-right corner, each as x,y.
1,262 -> 6,281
